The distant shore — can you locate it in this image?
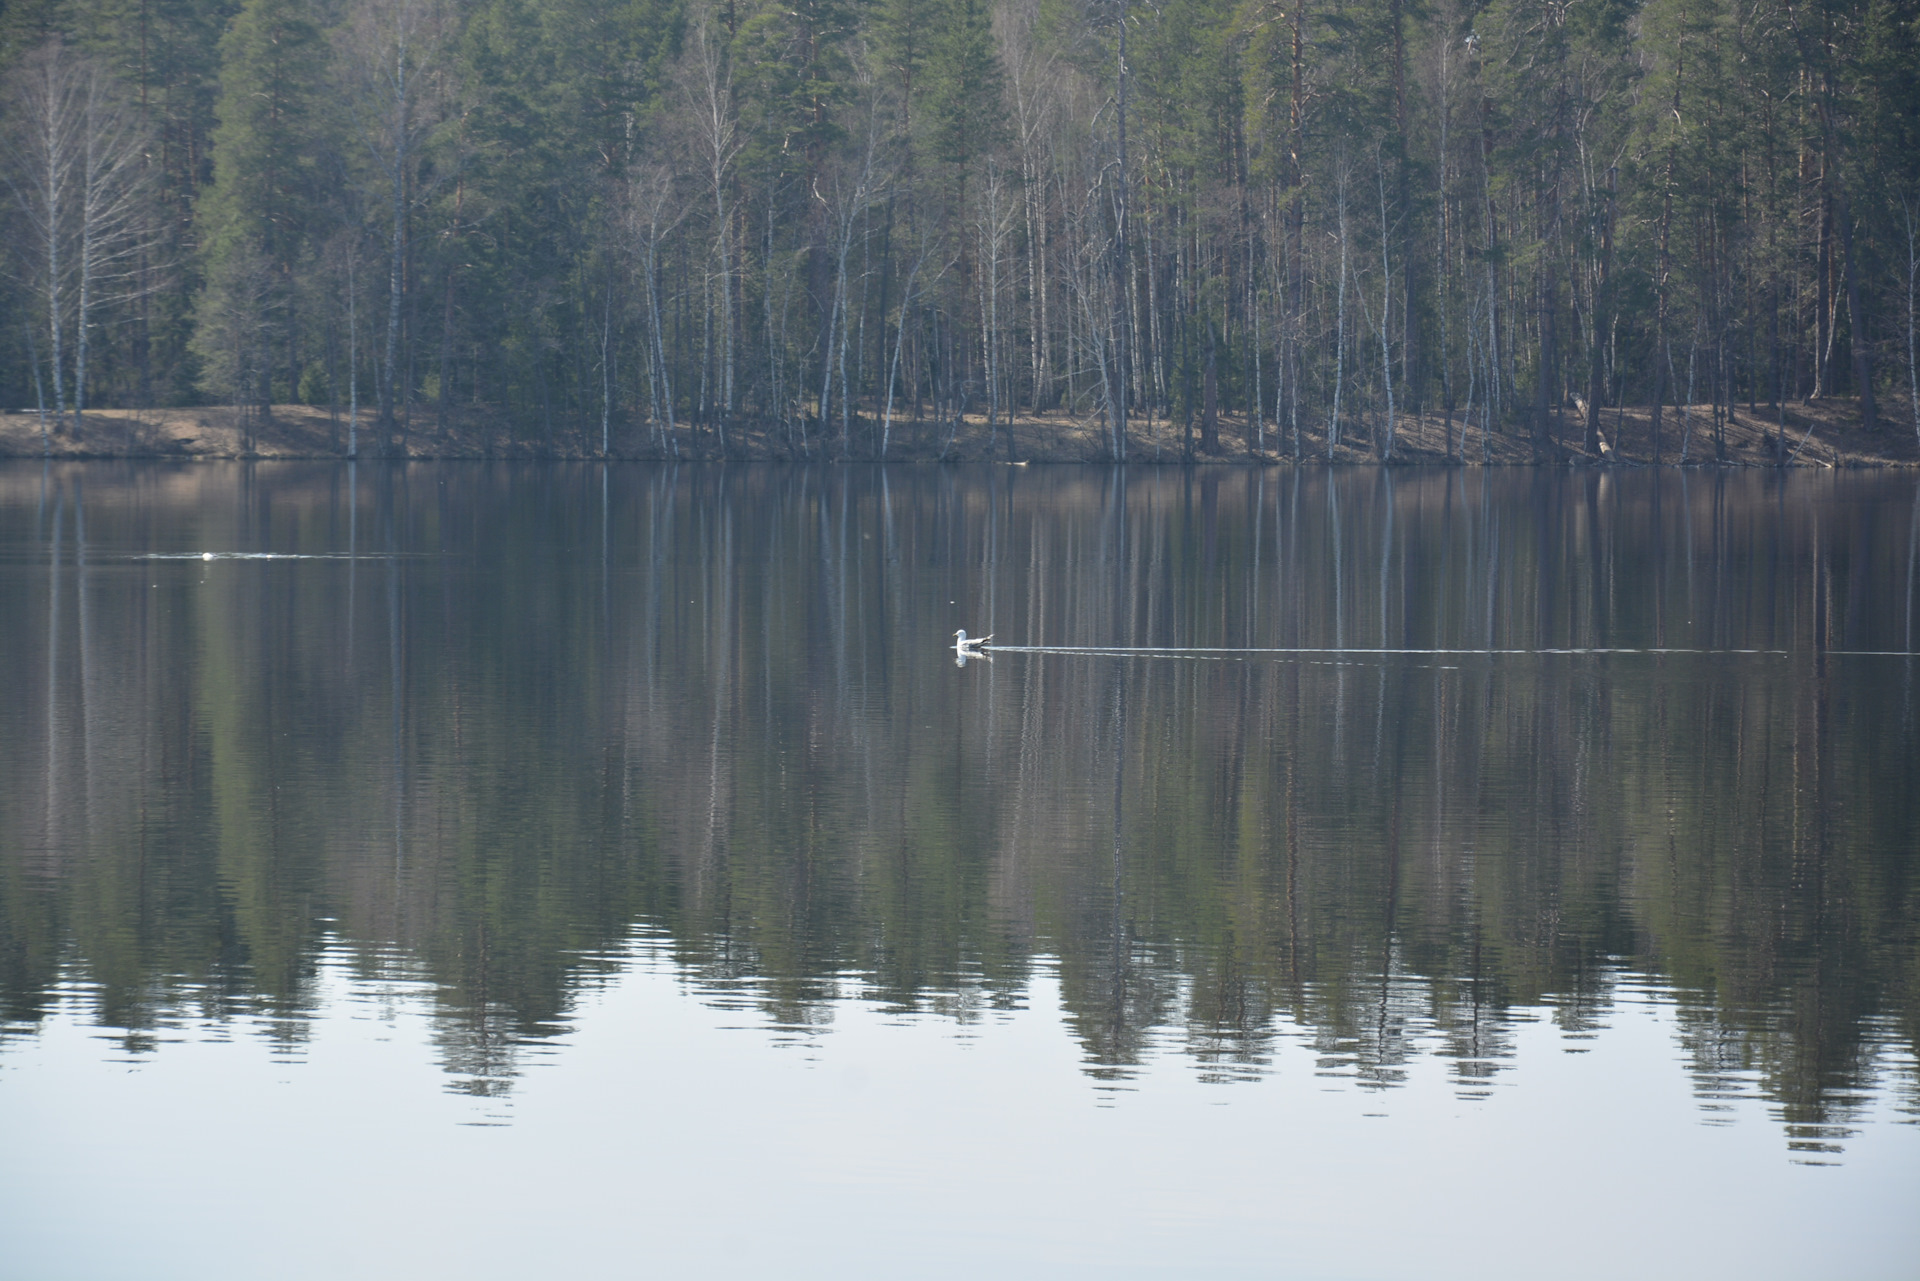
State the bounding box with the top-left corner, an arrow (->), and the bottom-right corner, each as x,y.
3,398 -> 1913,467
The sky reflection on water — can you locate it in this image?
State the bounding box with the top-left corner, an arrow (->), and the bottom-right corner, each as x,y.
5,934 -> 1917,1281
1,461 -> 1917,1278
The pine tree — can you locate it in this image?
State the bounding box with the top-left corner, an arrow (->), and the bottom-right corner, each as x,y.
921,0 -> 1008,177
195,0 -> 326,413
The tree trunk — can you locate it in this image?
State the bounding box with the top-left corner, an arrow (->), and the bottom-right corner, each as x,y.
1111,0 -> 1130,461
1200,316 -> 1219,453
1586,167 -> 1615,458
1834,185 -> 1876,432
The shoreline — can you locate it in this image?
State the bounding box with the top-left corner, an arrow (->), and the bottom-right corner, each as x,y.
3,398 -> 1913,467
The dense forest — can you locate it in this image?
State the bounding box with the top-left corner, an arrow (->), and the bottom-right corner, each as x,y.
1,0 -> 1917,458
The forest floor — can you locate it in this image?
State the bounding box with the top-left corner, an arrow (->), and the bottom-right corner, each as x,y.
2,396 -> 1915,466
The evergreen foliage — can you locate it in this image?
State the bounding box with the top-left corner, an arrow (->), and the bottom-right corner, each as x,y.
0,0 -> 1914,456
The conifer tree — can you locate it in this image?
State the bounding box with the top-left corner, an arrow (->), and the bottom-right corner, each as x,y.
195,0 -> 327,414
1,0 -> 1915,453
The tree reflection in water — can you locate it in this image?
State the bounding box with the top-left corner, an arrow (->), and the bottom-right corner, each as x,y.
1,461 -> 1915,1157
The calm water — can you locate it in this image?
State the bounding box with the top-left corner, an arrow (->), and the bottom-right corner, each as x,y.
2,461 -> 1917,1280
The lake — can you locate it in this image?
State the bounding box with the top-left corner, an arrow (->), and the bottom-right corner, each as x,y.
2,461 -> 1917,1280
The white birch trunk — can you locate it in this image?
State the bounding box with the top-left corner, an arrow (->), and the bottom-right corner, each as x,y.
1904,197 -> 1919,449
347,253 -> 360,456
1378,157 -> 1395,460
1330,169 -> 1350,459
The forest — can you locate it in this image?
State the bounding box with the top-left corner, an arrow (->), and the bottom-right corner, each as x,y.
1,0 -> 1917,459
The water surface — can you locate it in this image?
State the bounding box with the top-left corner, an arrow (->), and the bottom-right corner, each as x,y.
2,462 -> 1916,1279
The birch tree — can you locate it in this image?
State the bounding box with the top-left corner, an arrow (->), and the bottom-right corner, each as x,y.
681,14 -> 744,437
3,42 -> 157,443
342,0 -> 451,450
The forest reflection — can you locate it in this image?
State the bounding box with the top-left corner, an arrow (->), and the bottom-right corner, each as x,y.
2,462 -> 1916,1158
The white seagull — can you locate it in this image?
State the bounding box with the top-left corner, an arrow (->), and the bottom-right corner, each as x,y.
953,629 -> 992,653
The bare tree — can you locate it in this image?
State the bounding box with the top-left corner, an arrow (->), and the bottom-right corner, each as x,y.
977,158 -> 1017,454
815,89 -> 885,460
75,75 -> 156,431
342,0 -> 451,452
1110,0 -> 1131,460
1062,152 -> 1119,446
320,229 -> 371,457
1903,193 -> 1919,450
2,41 -> 158,447
680,13 -> 744,439
882,226 -> 943,459
627,164 -> 689,457
1329,158 -> 1351,459
1001,4 -> 1058,414
1376,149 -> 1396,460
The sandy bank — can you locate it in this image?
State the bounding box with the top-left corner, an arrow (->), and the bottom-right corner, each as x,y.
3,398 -> 1912,466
